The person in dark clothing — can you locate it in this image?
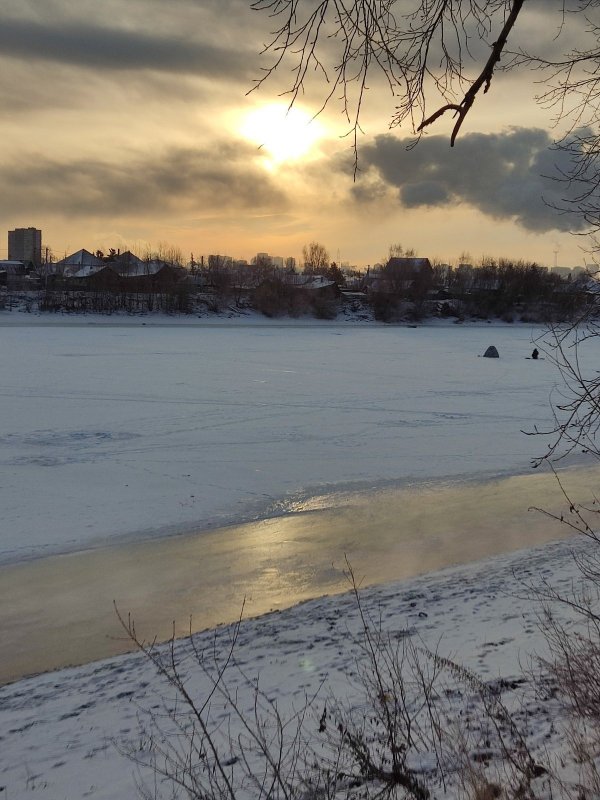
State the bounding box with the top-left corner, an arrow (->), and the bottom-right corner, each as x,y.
531,348 -> 539,360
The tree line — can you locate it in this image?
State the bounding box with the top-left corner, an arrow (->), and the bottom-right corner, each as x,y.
2,247 -> 592,324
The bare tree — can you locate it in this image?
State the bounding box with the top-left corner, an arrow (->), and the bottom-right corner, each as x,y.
205,255 -> 233,311
385,243 -> 404,262
250,0 -> 528,168
528,315 -> 600,467
380,243 -> 416,264
250,0 -> 600,253
143,241 -> 184,268
302,241 -> 330,274
516,310 -> 600,799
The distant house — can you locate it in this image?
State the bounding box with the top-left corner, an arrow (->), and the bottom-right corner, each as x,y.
0,260 -> 26,275
56,249 -> 104,271
55,249 -> 117,289
68,264 -> 121,290
282,273 -> 340,293
118,260 -> 187,291
366,257 -> 433,294
108,251 -> 146,276
388,257 -> 432,272
57,249 -> 105,277
299,275 -> 340,295
0,260 -> 27,287
56,249 -> 187,292
386,257 -> 432,285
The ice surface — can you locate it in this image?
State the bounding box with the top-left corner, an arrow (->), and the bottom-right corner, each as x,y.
0,316 -> 570,564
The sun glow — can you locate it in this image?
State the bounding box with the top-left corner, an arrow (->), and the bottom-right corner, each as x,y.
241,104 -> 324,164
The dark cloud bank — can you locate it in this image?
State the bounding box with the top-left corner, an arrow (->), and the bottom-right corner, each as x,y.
355,128 -> 589,233
0,143 -> 287,218
0,16 -> 252,79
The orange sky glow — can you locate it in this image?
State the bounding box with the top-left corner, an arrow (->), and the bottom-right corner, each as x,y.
0,0 -> 593,270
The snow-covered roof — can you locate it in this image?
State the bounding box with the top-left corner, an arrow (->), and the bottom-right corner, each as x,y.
110,251 -> 145,270
67,264 -> 117,279
58,255 -> 182,280
285,274 -> 336,288
118,259 -> 172,277
57,249 -> 104,269
301,275 -> 336,289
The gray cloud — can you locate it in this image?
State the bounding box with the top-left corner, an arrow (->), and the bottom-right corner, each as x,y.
402,181 -> 450,206
0,143 -> 288,218
350,176 -> 392,204
0,16 -> 253,79
354,128 -> 591,232
507,1 -> 589,59
0,59 -> 210,116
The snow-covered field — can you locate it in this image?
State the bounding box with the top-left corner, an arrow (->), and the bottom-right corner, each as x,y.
0,313 -> 596,799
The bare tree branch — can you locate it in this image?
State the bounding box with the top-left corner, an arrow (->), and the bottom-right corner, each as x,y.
250,0 -> 527,159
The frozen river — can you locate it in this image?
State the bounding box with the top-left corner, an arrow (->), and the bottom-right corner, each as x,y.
0,316 -> 594,682
0,317 -> 568,565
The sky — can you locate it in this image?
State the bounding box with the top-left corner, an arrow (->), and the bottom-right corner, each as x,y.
0,0 -> 595,269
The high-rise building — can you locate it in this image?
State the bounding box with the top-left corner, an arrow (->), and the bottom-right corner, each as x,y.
8,227 -> 42,266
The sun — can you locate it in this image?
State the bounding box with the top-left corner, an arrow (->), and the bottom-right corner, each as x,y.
241,104 -> 323,164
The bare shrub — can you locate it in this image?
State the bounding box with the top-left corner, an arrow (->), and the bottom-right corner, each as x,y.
315,566 -> 447,800
116,605 -> 323,800
252,278 -> 292,318
118,561 -> 555,800
311,293 -> 338,320
523,314 -> 600,799
526,584 -> 600,800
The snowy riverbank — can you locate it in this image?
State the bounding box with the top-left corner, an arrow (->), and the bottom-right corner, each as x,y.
0,535 -> 593,799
